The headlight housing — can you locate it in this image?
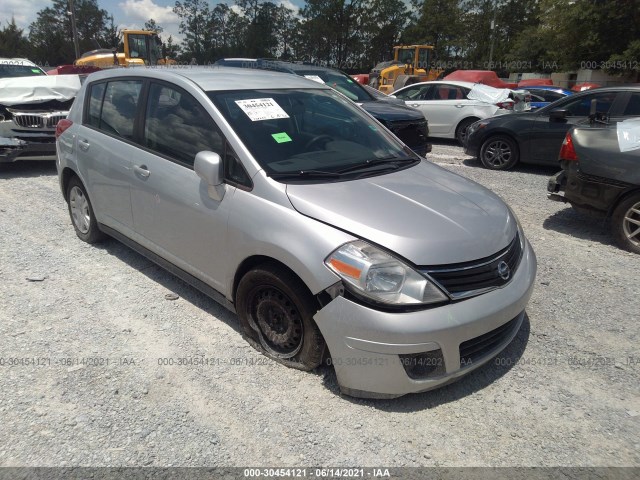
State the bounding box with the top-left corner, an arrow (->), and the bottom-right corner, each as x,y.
467,120 -> 489,137
325,241 -> 448,306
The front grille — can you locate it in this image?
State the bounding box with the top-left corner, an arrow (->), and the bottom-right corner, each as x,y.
422,233 -> 523,299
459,315 -> 520,367
46,115 -> 66,128
388,120 -> 428,149
11,112 -> 65,129
13,114 -> 44,128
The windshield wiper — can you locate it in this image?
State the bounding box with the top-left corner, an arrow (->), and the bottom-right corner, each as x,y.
335,156 -> 417,174
269,169 -> 343,179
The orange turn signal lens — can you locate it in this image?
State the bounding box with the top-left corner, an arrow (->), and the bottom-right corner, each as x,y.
328,258 -> 362,279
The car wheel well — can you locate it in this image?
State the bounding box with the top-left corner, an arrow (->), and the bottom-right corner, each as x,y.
609,187 -> 640,218
61,168 -> 79,200
485,132 -> 519,150
479,133 -> 521,170
232,256 -> 316,306
456,117 -> 480,133
455,117 -> 481,144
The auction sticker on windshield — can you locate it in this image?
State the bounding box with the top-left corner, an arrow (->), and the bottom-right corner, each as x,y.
235,98 -> 290,121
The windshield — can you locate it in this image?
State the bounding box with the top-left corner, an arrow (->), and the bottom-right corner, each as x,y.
0,64 -> 46,78
209,88 -> 418,177
150,35 -> 162,65
128,34 -> 149,62
295,70 -> 372,102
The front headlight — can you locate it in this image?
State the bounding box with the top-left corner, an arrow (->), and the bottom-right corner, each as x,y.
325,241 -> 448,306
467,120 -> 489,137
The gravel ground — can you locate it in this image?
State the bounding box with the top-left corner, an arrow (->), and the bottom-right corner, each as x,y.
0,142 -> 638,470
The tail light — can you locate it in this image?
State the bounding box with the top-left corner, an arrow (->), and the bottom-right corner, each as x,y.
496,101 -> 514,110
559,132 -> 578,161
55,119 -> 73,139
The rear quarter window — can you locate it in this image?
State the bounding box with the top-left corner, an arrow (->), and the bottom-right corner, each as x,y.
85,80 -> 143,140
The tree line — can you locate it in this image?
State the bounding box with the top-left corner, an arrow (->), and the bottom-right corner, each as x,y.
0,0 -> 638,76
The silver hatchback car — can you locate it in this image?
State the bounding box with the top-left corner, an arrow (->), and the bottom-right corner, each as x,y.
56,67 -> 536,399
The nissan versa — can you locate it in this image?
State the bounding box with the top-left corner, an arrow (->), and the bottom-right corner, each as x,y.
56,67 -> 537,399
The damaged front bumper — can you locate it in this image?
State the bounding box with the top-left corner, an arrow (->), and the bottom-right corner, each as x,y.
0,135 -> 57,162
0,119 -> 58,162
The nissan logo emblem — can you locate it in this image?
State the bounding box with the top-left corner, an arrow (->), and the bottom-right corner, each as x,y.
497,261 -> 510,281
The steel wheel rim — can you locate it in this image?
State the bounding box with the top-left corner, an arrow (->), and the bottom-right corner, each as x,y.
69,186 -> 91,234
484,140 -> 512,167
248,286 -> 303,358
622,201 -> 640,247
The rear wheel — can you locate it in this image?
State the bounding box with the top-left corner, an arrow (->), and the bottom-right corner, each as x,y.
236,264 -> 325,370
66,176 -> 105,243
612,193 -> 640,254
455,118 -> 477,146
479,135 -> 519,170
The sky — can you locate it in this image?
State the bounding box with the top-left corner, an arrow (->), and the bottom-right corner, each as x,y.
1,0 -> 302,45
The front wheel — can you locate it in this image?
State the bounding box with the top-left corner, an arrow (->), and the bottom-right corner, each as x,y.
236,264 -> 325,370
479,135 -> 519,170
612,193 -> 640,254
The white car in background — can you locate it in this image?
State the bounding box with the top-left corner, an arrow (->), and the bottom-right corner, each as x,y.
392,80 -> 530,144
0,58 -> 81,162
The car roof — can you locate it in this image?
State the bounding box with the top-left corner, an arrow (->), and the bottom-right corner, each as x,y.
83,66 -> 331,92
395,80 -> 499,92
524,85 -> 573,93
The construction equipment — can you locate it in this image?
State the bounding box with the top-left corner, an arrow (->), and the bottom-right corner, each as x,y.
74,30 -> 174,68
369,45 -> 443,94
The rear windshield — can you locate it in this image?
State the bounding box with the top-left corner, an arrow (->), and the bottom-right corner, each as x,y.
209,88 -> 416,175
0,64 -> 46,78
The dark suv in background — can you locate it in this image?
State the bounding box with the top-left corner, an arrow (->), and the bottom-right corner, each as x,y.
214,58 -> 431,156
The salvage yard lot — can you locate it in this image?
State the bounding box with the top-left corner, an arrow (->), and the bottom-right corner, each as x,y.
0,141 -> 638,467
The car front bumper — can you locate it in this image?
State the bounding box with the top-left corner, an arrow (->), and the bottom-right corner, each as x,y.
1,137 -> 57,162
314,239 -> 537,399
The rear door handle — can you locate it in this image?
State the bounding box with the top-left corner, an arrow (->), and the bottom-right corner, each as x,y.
134,164 -> 150,178
78,138 -> 90,151
455,104 -> 464,108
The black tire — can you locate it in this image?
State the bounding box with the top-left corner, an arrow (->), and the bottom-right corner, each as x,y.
236,264 -> 325,370
479,135 -> 519,170
66,176 -> 105,243
611,193 -> 640,254
455,118 -> 478,146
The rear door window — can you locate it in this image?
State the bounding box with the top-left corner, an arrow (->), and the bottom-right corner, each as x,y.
394,85 -> 432,100
87,82 -> 106,128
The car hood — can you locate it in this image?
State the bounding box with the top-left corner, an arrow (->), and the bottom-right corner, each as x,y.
286,161 -> 517,265
0,75 -> 81,106
359,100 -> 426,123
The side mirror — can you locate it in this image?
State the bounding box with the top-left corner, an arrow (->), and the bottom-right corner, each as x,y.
194,151 -> 225,201
549,109 -> 568,121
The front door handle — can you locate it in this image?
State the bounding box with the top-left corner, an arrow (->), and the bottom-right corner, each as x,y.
134,164 -> 150,178
410,104 -> 420,108
455,104 -> 464,108
78,138 -> 90,151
